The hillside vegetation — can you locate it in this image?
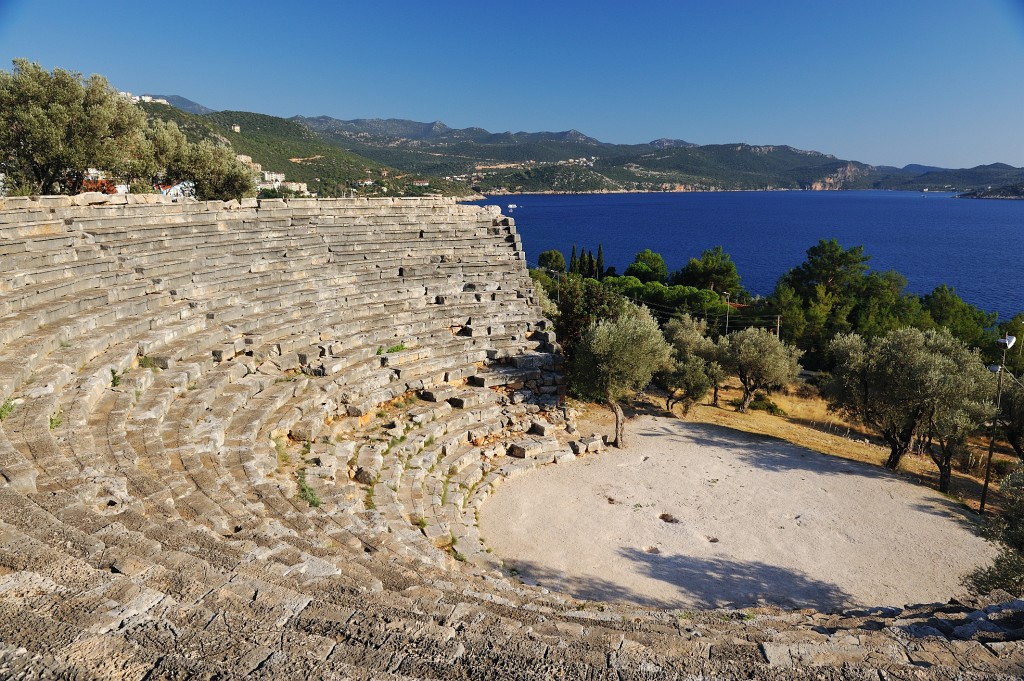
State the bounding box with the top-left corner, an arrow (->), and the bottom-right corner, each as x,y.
289,115 -> 1024,194
140,105 -> 470,197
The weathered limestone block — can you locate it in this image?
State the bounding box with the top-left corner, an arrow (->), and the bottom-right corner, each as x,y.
448,391 -> 491,409
555,449 -> 576,464
529,420 -> 553,436
353,443 -> 385,484
507,436 -> 559,459
290,415 -> 322,443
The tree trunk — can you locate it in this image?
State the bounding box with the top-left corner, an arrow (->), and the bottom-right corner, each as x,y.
938,458 -> 952,493
884,421 -> 916,470
884,443 -> 907,470
739,388 -> 754,413
711,384 -> 720,407
608,394 -> 625,448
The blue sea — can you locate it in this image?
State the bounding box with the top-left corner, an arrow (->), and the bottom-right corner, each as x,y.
473,191 -> 1024,319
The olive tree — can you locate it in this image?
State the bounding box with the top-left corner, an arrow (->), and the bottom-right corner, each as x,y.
660,313 -> 718,414
826,327 -> 994,475
663,313 -> 714,357
0,59 -> 254,199
920,334 -> 995,492
718,327 -> 802,412
658,355 -> 712,415
572,301 -> 673,447
0,58 -> 151,194
170,140 -> 254,201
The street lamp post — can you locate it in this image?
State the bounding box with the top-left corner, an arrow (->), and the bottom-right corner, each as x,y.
980,334 -> 1017,515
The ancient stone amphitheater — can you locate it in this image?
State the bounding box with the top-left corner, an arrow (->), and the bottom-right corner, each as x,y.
0,194 -> 1022,679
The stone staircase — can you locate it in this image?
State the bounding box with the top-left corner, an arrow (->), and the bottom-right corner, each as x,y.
0,193 -> 1021,679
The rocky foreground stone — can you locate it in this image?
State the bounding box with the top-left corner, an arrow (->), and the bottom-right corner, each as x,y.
0,194 -> 1020,678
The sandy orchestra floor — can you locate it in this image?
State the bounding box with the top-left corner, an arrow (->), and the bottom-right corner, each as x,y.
479,415 -> 997,611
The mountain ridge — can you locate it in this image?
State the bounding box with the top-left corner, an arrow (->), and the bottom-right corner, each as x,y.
152,97 -> 1024,195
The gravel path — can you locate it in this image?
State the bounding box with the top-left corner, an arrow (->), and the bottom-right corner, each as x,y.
479,415 -> 996,611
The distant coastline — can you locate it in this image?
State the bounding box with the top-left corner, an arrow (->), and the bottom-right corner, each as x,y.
468,190 -> 1023,319
475,187 -> 949,198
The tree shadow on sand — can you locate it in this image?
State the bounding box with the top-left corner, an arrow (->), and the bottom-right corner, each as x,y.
506,551 -> 854,613
907,496 -> 984,532
634,419 -> 897,481
617,547 -> 854,612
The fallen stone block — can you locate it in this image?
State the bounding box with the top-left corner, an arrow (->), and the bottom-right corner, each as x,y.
555,450 -> 576,464
530,420 -> 552,436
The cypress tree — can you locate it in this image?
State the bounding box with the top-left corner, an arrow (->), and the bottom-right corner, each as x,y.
569,245 -> 579,275
596,244 -> 605,280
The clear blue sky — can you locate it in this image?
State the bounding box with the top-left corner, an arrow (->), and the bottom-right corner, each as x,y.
1,0 -> 1022,168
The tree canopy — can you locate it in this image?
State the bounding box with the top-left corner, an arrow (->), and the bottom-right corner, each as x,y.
825,327 -> 994,475
623,249 -> 668,284
781,238 -> 870,300
769,239 -> 992,368
671,245 -> 743,296
555,274 -> 626,360
537,249 -> 566,273
718,327 -> 802,411
0,59 -> 151,194
0,59 -> 254,199
571,301 -> 673,446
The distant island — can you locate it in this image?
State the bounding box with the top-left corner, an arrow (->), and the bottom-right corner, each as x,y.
958,182 -> 1024,200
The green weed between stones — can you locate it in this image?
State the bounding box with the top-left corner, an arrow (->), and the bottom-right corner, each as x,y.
296,469 -> 321,508
274,437 -> 290,470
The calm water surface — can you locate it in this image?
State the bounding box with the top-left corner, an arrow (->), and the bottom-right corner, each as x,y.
474,191 -> 1024,319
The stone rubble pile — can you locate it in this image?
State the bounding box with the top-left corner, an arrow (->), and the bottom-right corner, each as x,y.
0,194 -> 1021,679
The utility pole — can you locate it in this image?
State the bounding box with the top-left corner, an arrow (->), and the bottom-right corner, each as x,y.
776,315 -> 781,337
724,292 -> 730,335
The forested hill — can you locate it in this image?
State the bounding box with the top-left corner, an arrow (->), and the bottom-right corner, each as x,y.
140,104 -> 468,197
151,96 -> 1024,195
288,114 -> 1024,194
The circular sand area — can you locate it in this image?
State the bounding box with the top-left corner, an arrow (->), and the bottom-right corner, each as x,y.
479,416 -> 997,611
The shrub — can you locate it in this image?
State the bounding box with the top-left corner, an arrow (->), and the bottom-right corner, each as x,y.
729,392 -> 786,416
994,458 -> 1018,478
966,469 -> 1024,597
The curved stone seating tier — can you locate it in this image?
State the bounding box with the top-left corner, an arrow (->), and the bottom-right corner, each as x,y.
0,194 -> 1020,679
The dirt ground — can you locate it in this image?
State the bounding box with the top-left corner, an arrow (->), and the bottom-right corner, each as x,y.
605,380 -> 1016,513
478,383 -> 1006,611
